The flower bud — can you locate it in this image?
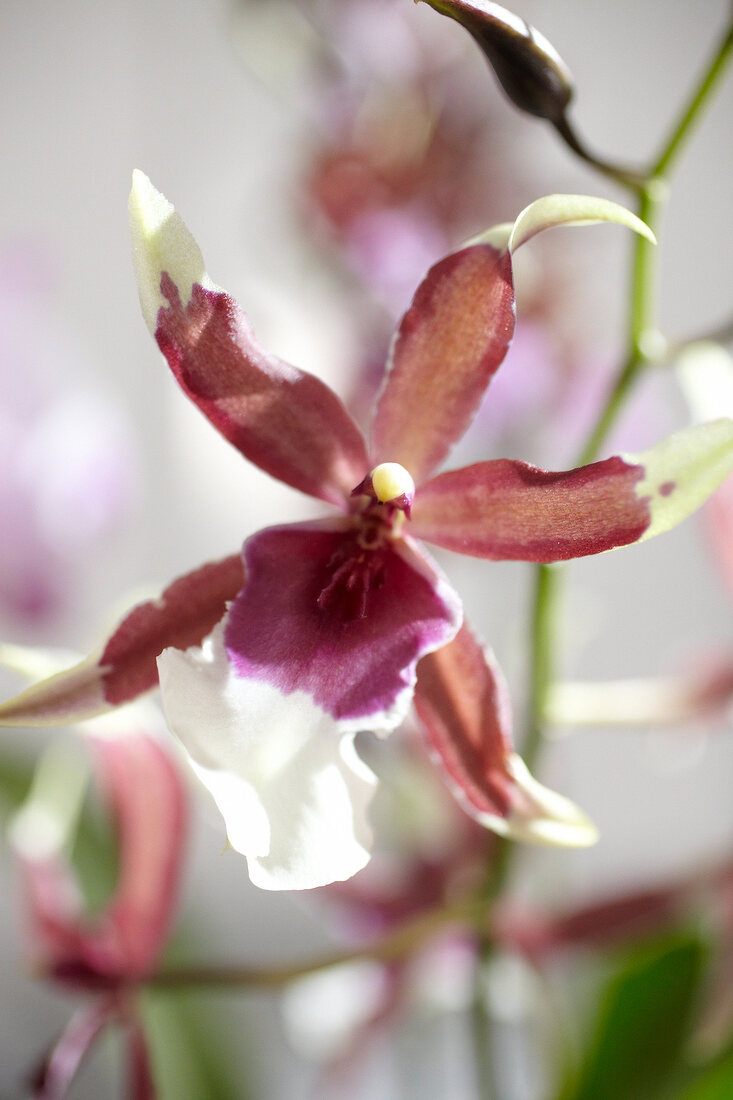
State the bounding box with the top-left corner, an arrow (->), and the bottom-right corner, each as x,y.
420,0 -> 574,122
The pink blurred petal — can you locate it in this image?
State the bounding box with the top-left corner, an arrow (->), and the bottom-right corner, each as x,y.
125,1017 -> 157,1100
707,476 -> 733,598
370,243 -> 515,485
345,206 -> 449,309
0,241 -> 138,627
18,855 -> 91,983
496,857 -> 733,960
91,733 -> 187,978
17,733 -> 186,985
30,998 -> 115,1100
411,456 -> 649,561
155,275 -> 369,506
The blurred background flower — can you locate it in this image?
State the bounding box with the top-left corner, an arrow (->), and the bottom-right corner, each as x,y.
0,241 -> 138,631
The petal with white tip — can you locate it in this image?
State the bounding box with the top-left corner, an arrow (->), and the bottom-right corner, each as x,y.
415,626 -> 597,848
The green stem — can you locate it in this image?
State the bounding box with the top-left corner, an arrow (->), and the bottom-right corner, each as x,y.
574,182 -> 662,467
146,893 -> 483,991
523,563 -> 561,771
470,945 -> 496,1100
552,114 -> 648,191
652,20 -> 733,179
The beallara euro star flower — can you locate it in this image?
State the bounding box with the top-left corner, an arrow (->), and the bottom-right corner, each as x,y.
3,174 -> 733,890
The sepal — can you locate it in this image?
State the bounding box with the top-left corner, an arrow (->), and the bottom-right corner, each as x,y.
474,193 -> 655,252
0,554 -> 245,727
415,626 -> 597,848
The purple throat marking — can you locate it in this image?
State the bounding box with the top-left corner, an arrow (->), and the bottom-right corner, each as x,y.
318,498 -> 404,622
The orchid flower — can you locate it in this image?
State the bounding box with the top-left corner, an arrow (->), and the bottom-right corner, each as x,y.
2,173 -> 733,893
9,686 -> 187,1099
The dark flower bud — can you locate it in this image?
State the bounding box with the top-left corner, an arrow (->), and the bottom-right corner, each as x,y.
419,0 -> 575,122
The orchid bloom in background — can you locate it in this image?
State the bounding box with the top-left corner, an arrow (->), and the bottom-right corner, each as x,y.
8,683 -> 186,1099
2,173 -> 733,893
0,242 -> 137,626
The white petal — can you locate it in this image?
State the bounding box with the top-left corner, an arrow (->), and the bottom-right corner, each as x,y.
157,624 -> 376,891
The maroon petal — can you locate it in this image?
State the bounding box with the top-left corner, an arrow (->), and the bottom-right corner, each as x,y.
415,625 -> 514,821
370,243 -> 515,486
411,457 -> 649,561
100,554 -> 244,706
0,554 -> 244,726
415,626 -> 597,845
156,275 -> 369,506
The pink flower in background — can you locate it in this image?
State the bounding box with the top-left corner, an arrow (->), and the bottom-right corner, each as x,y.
0,241 -> 137,626
11,712 -> 187,1099
2,177 -> 732,895
302,0 -> 520,310
708,477 -> 733,598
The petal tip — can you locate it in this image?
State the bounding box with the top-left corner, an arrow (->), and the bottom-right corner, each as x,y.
509,194 -> 656,253
128,170 -> 209,335
630,419 -> 733,543
499,753 -> 599,849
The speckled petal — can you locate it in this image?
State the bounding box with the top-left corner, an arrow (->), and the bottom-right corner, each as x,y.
411,457 -> 648,561
130,171 -> 369,506
413,423 -> 733,561
370,243 -> 515,486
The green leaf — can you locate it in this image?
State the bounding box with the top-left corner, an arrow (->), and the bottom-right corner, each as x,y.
674,1043 -> 733,1100
141,988 -> 251,1100
555,931 -> 707,1100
